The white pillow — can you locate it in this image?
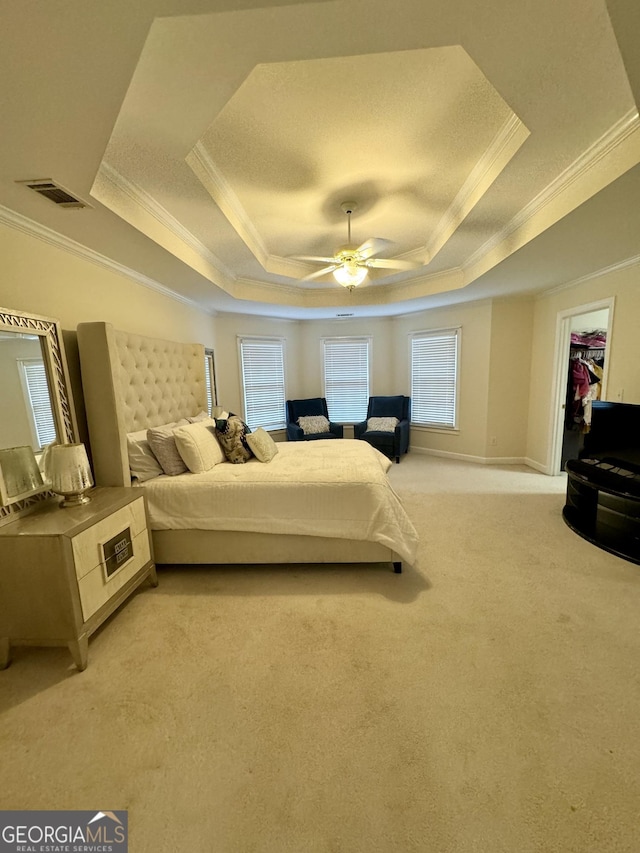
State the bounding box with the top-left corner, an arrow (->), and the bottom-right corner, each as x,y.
298,415 -> 330,435
366,416 -> 399,433
187,411 -> 211,423
146,419 -> 190,476
127,429 -> 163,482
174,422 -> 225,473
246,428 -> 279,463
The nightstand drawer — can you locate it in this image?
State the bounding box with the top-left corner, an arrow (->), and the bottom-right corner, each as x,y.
77,527 -> 152,620
71,497 -> 147,581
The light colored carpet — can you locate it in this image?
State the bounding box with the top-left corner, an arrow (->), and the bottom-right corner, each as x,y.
2,455 -> 640,853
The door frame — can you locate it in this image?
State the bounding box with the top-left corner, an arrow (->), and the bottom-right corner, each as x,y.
548,297 -> 615,475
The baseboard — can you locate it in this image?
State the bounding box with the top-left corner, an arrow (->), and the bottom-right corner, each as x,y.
412,447 -> 533,467
523,456 -> 556,475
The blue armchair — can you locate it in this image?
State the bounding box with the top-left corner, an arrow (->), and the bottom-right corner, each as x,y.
286,397 -> 344,441
354,396 -> 411,462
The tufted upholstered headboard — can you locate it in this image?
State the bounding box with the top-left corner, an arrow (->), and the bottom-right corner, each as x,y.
77,322 -> 207,487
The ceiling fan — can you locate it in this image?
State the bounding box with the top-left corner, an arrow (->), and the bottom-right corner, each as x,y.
293,202 -> 420,290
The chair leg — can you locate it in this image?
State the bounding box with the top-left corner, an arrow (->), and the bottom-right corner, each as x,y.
395,456 -> 400,463
393,562 -> 402,573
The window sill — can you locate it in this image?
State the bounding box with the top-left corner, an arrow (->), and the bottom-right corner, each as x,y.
411,424 -> 460,435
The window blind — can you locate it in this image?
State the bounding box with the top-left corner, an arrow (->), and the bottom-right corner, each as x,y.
21,359 -> 57,448
410,329 -> 459,428
323,337 -> 370,422
239,338 -> 286,431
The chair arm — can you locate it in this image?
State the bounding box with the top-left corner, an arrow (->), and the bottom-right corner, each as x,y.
395,418 -> 410,447
286,423 -> 305,441
329,421 -> 344,438
353,420 -> 368,439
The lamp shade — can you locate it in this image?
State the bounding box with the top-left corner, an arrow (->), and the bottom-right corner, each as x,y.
48,443 -> 94,507
333,263 -> 368,289
0,445 -> 44,504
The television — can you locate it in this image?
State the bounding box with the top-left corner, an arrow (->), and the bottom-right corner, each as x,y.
580,401 -> 640,468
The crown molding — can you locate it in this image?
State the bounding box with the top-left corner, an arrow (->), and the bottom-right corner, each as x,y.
98,162 -> 235,281
188,143 -> 318,279
187,142 -> 269,268
538,252 -> 640,299
419,114 -> 530,263
0,200 -> 463,314
0,203 -> 208,312
233,266 -> 464,308
464,108 -> 640,272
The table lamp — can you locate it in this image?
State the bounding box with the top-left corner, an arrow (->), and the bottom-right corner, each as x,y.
48,443 -> 94,507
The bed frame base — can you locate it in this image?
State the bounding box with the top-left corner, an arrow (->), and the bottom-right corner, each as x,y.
152,529 -> 401,570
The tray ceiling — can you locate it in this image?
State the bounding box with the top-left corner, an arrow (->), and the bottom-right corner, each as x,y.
2,0 -> 640,317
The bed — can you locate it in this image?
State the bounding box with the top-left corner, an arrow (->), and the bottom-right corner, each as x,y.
76,322 -> 418,570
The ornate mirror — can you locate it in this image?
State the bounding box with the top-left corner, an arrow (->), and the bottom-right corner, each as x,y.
0,307 -> 77,524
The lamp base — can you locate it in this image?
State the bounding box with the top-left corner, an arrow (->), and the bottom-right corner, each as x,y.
58,492 -> 92,508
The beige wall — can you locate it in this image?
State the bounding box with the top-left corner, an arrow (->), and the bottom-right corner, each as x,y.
391,301 -> 494,459
0,222 -> 215,443
297,315 -> 396,401
212,312 -> 303,419
0,225 -> 214,344
485,298 -> 534,459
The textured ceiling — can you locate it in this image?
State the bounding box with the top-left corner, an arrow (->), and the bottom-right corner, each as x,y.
1,0 -> 640,318
194,48 -> 518,269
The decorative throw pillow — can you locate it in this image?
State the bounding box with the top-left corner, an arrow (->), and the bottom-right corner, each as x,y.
246,427 -> 279,463
174,422 -> 225,473
187,411 -> 211,423
366,416 -> 399,433
126,429 -> 164,482
146,420 -> 190,476
298,415 -> 330,435
215,415 -> 253,464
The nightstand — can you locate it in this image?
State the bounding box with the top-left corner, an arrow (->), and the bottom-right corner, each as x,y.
0,487 -> 157,671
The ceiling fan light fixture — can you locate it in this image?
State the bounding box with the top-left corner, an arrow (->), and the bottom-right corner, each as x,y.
333,263 -> 368,289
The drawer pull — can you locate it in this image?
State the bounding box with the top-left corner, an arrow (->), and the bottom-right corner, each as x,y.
102,526 -> 134,580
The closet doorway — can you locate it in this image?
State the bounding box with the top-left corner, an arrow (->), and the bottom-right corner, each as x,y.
550,299 -> 613,474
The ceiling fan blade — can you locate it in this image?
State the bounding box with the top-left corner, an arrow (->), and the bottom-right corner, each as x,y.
291,254 -> 339,265
301,264 -> 339,281
356,237 -> 393,260
365,257 -> 422,271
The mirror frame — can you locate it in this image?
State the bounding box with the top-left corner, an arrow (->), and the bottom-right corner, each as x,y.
0,307 -> 77,525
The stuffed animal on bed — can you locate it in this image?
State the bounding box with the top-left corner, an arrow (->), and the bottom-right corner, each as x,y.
215,414 -> 253,464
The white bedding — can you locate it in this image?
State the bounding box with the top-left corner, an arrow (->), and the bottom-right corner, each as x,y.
138,439 -> 418,565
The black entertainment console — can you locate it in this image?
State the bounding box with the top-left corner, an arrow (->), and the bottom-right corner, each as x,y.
562,401 -> 640,564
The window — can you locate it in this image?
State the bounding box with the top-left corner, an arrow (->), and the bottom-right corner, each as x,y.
18,358 -> 57,449
239,337 -> 286,431
204,349 -> 217,415
410,328 -> 460,429
322,337 -> 370,422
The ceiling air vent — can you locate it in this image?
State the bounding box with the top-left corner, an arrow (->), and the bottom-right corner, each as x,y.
17,179 -> 88,209
336,313 -> 355,318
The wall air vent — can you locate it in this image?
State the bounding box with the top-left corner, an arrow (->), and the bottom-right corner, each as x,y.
16,179 -> 89,209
